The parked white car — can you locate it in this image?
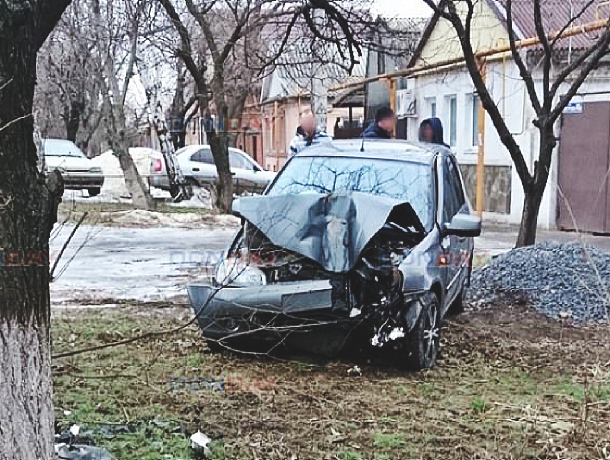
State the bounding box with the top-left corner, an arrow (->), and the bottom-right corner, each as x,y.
148,145 -> 275,194
42,139 -> 104,196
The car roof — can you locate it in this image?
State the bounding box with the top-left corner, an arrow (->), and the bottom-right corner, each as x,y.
294,139 -> 452,165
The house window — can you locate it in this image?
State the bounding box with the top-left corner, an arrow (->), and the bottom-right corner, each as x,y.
472,94 -> 480,147
426,97 -> 436,118
446,95 -> 457,147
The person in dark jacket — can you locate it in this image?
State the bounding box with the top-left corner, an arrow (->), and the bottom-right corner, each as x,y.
363,107 -> 396,139
418,117 -> 449,147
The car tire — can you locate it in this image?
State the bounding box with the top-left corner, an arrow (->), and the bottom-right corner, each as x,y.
206,340 -> 224,353
406,292 -> 441,370
88,187 -> 101,197
447,287 -> 465,316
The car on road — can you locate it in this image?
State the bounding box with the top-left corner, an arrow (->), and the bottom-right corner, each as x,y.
188,139 -> 481,369
148,145 -> 275,195
42,139 -> 104,197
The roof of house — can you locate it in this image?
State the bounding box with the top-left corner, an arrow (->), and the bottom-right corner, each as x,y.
261,42 -> 368,104
409,0 -> 602,66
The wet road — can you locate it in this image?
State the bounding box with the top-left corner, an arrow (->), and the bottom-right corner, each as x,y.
50,224 -> 235,305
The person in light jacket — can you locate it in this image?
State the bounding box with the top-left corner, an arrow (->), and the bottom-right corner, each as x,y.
289,109 -> 331,157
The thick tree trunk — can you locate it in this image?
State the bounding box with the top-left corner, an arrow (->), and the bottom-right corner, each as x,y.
0,8 -> 64,458
208,129 -> 233,213
516,188 -> 544,247
106,106 -> 154,210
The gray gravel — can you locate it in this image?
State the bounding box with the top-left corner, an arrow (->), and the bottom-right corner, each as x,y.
469,240 -> 610,323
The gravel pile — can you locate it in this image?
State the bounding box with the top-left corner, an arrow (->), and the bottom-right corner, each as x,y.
469,240 -> 610,323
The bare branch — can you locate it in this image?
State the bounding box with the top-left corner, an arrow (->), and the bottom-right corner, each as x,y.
506,0 -> 541,116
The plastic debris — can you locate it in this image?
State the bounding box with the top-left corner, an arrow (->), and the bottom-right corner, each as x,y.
190,431 -> 211,458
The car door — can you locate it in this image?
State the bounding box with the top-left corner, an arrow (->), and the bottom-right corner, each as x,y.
229,150 -> 257,194
187,147 -> 216,185
440,155 -> 467,307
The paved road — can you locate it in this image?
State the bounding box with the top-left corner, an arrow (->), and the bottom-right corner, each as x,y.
50,222 -> 610,305
50,225 -> 235,305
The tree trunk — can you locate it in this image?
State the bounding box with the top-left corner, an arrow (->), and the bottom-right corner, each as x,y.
65,99 -> 83,142
116,149 -> 154,210
516,182 -> 546,247
105,105 -> 154,210
208,129 -> 233,213
0,13 -> 63,459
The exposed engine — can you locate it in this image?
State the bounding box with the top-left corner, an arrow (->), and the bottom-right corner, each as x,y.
227,218 -> 422,346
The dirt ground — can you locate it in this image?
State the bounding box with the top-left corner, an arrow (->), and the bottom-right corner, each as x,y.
51,301 -> 610,460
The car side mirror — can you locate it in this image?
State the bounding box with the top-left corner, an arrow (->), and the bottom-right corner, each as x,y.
444,213 -> 482,237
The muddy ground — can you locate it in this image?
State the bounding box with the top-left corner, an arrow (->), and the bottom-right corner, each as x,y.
51,300 -> 610,460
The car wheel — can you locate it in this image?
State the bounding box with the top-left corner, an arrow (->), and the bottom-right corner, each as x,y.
447,287 -> 465,316
407,292 -> 440,370
88,187 -> 101,197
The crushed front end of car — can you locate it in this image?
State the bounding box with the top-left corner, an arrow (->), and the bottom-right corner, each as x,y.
188,191 -> 431,357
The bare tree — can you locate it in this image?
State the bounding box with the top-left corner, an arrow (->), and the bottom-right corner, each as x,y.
35,1 -> 104,150
422,0 -> 610,246
156,0 -> 366,213
89,0 -> 155,209
0,2 -> 72,458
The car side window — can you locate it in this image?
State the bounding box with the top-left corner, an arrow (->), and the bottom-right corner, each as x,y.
190,148 -> 213,164
229,151 -> 253,170
443,157 -> 465,223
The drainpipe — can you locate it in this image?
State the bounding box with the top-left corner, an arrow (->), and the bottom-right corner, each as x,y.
476,58 -> 486,217
388,77 -> 397,137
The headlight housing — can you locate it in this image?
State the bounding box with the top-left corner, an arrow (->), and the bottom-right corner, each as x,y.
89,166 -> 103,174
214,257 -> 267,287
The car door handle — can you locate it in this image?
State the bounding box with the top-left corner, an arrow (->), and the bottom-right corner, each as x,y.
231,172 -> 236,176
192,167 -> 200,172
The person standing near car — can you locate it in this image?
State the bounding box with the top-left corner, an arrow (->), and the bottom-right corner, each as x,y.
362,107 -> 396,139
418,117 -> 449,147
289,109 -> 331,157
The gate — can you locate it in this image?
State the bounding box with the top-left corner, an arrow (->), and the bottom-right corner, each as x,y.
557,101 -> 610,233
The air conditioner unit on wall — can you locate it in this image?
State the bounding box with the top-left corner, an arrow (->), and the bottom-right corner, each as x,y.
396,89 -> 417,118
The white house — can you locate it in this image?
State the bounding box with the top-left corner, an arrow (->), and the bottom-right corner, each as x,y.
402,0 -> 610,232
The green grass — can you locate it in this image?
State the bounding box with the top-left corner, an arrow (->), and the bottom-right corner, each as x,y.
51,305 -> 610,460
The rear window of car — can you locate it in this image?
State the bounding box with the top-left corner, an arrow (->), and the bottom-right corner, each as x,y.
268,156 -> 434,229
189,148 -> 214,164
44,140 -> 85,158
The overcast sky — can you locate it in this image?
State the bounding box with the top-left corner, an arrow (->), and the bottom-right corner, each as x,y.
373,0 -> 433,18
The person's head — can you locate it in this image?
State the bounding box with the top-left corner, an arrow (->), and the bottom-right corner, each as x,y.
299,109 -> 316,135
419,117 -> 445,145
419,120 -> 434,143
375,107 -> 396,134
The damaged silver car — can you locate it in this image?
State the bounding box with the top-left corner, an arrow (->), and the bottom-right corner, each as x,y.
188,139 -> 481,369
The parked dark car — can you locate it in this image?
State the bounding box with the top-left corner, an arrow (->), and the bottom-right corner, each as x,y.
188,139 -> 481,369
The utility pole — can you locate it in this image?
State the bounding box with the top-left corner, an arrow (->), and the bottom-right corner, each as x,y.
475,58 -> 486,217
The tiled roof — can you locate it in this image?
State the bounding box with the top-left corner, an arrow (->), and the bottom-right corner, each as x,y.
491,0 -> 601,50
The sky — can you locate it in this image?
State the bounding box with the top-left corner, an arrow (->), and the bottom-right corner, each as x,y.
373,0 -> 433,18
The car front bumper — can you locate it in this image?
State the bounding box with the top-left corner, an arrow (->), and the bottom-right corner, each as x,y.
61,173 -> 104,189
187,280 -> 354,340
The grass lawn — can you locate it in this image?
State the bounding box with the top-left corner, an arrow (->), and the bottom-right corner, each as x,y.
51,303 -> 610,459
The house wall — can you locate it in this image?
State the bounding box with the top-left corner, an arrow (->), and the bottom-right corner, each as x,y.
417,1 -> 511,66
407,56 -> 610,229
260,98 -> 363,171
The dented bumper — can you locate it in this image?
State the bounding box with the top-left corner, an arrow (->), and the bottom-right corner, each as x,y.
187,280 -> 343,340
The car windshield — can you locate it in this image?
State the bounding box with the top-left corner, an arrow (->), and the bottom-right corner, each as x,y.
268,156 -> 434,229
44,140 -> 85,158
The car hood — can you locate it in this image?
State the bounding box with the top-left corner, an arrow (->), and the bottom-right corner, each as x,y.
45,155 -> 93,172
233,191 -> 425,273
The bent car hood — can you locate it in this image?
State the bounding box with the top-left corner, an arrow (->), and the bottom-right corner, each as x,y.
233,191 -> 425,273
